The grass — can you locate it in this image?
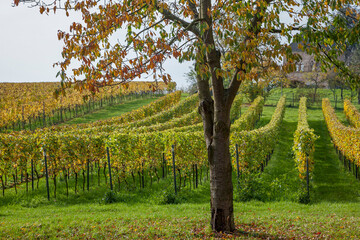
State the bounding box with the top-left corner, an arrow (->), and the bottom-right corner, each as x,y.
261,89 -> 360,203
308,107 -> 360,203
59,92 -> 188,125
2,88 -> 360,239
255,105 -> 303,202
1,198 -> 360,239
59,96 -> 160,125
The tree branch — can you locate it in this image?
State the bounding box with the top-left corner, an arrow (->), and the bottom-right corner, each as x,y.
125,18 -> 166,51
226,0 -> 272,107
317,43 -> 360,82
187,0 -> 199,19
270,26 -> 301,33
226,67 -> 242,107
155,1 -> 201,37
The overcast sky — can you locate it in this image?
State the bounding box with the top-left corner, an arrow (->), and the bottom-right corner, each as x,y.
0,1 -> 191,89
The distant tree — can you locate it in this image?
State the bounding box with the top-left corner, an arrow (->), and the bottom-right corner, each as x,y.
303,71 -> 327,102
166,82 -> 177,92
272,70 -> 290,96
184,65 -> 198,94
346,45 -> 360,103
328,6 -> 360,102
302,5 -> 360,88
327,69 -> 342,101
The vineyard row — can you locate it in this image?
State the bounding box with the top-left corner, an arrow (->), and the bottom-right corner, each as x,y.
0,81 -> 168,130
0,93 -> 267,196
322,98 -> 360,178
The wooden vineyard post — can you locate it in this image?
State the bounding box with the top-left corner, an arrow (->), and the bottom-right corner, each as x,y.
15,168 -> 18,194
195,164 -> 198,188
172,145 -> 177,195
335,95 -> 338,110
31,158 -> 34,191
106,147 -> 113,191
349,159 -> 351,172
97,160 -> 101,186
43,101 -> 46,127
13,172 -> 17,194
235,144 -> 240,189
87,159 -> 90,191
192,164 -> 195,189
22,106 -> 25,130
142,162 -> 145,189
44,150 -> 50,201
306,154 -> 310,200
1,175 -> 4,196
353,162 -> 355,176
162,153 -> 166,178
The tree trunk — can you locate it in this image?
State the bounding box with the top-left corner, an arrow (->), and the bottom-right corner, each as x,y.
341,86 -> 344,100
197,0 -> 262,232
313,86 -> 317,103
197,53 -> 235,232
207,114 -> 234,232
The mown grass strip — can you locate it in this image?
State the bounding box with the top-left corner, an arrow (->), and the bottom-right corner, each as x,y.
308,106 -> 360,202
1,201 -> 360,239
60,97 -> 160,125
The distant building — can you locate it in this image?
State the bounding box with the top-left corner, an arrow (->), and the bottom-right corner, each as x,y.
286,42 -> 323,87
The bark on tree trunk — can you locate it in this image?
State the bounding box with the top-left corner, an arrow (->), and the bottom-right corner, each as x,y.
209,129 -> 234,232
341,86 -> 344,100
196,0 -> 260,232
197,49 -> 235,232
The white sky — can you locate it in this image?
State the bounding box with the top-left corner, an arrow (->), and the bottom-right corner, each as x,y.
0,1 -> 191,89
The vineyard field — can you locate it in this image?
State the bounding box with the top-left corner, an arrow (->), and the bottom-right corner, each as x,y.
0,81 -> 168,131
1,88 -> 360,238
57,97 -> 160,125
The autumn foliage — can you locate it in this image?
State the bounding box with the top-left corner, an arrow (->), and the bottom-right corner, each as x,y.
293,97 -> 318,179
323,98 -> 360,167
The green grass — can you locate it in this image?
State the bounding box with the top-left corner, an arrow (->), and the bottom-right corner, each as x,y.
59,96 -> 159,125
266,87 -> 359,108
308,107 -> 360,203
1,199 -> 360,239
258,106 -> 302,201
2,88 -> 360,239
